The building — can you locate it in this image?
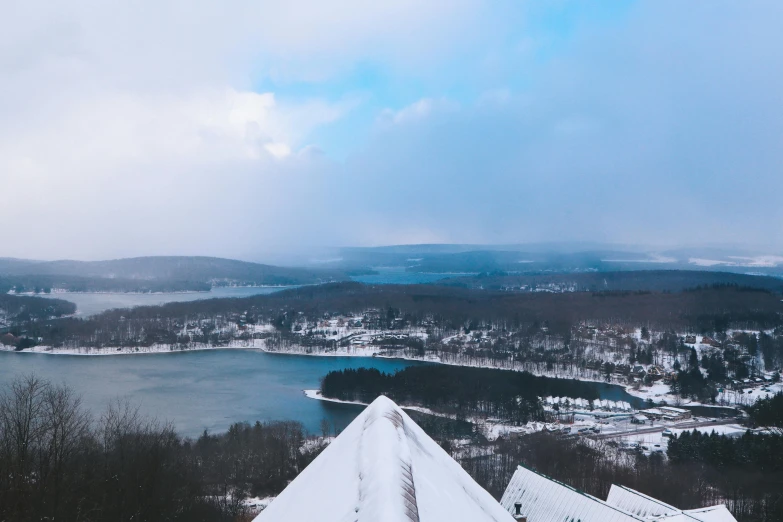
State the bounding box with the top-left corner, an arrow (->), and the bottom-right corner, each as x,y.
255,396 -> 515,522
639,408 -> 666,420
657,406 -> 692,421
500,465 -> 736,522
647,366 -> 665,381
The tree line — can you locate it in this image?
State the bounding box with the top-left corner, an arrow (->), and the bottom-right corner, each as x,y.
748,392 -> 783,430
320,366 -> 604,424
0,293 -> 75,320
0,375 -> 324,522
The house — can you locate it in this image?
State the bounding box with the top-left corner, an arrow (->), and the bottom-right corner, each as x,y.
255,396 -> 515,522
500,465 -> 737,522
632,414 -> 649,424
701,336 -> 722,348
647,366 -> 665,381
684,335 -> 697,344
631,365 -> 647,378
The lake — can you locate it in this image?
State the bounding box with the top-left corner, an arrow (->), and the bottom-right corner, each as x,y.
37,269 -> 469,316
0,349 -> 645,437
350,267 -> 474,285
39,267 -> 466,317
39,286 -> 292,316
0,350 -> 422,437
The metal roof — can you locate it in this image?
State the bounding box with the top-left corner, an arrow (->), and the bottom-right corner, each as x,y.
500,465 -> 645,522
655,505 -> 737,522
606,484 -> 679,518
499,466 -> 737,522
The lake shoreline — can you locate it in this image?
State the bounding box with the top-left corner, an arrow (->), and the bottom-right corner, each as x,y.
2,342 -> 652,406
5,342 -> 768,408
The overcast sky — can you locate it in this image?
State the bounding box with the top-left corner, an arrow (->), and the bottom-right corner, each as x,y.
2,1 -> 782,262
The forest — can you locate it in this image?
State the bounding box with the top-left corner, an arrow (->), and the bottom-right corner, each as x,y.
441,270 -> 783,294
748,392 -> 783,429
7,282 -> 783,345
319,366 -> 606,424
0,293 -> 76,322
0,375 -> 324,522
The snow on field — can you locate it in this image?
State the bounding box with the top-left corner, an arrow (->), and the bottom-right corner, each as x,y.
255,396 -> 515,522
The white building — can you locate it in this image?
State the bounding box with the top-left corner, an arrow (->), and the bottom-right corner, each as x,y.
500,465 -> 736,522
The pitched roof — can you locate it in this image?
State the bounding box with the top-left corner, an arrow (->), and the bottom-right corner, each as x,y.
500,466 -> 737,522
254,395 -> 515,522
606,484 -> 679,518
654,505 -> 737,522
500,464 -> 646,522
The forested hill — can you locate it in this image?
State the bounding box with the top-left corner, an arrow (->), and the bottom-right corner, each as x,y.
0,256 -> 352,289
439,270 -> 783,294
0,294 -> 76,322
23,281 -> 783,339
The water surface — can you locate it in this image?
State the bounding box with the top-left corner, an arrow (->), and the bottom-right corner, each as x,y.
0,350 -> 422,437
350,267 -> 474,285
0,349 -> 645,437
40,286 -> 291,316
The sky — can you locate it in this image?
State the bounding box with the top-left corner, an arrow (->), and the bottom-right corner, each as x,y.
1,0 -> 782,262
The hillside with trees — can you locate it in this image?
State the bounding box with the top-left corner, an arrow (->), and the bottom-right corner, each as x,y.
440,270 -> 783,294
0,256 -> 353,290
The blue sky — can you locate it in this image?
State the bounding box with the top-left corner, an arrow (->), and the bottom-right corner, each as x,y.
254,1 -> 638,159
1,0 -> 782,260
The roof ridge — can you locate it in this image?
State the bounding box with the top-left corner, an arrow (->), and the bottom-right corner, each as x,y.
357,397 -> 420,522
612,484 -> 679,510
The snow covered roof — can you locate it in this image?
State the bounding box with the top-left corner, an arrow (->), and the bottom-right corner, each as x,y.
606,484 -> 679,518
500,465 -> 646,522
658,407 -> 689,414
655,505 -> 737,522
254,395 -> 515,522
500,466 -> 738,522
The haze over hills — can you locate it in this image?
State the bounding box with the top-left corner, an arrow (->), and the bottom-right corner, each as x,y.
2,244 -> 781,296
308,244 -> 783,278
0,256 -> 354,293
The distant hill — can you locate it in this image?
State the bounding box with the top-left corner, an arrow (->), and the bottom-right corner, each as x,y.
438,270 -> 783,293
328,244 -> 783,278
0,256 -> 350,291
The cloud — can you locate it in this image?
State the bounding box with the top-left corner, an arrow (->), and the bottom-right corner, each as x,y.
378,98 -> 459,126
1,0 -> 782,261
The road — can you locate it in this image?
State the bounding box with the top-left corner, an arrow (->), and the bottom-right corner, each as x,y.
591,418 -> 740,440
